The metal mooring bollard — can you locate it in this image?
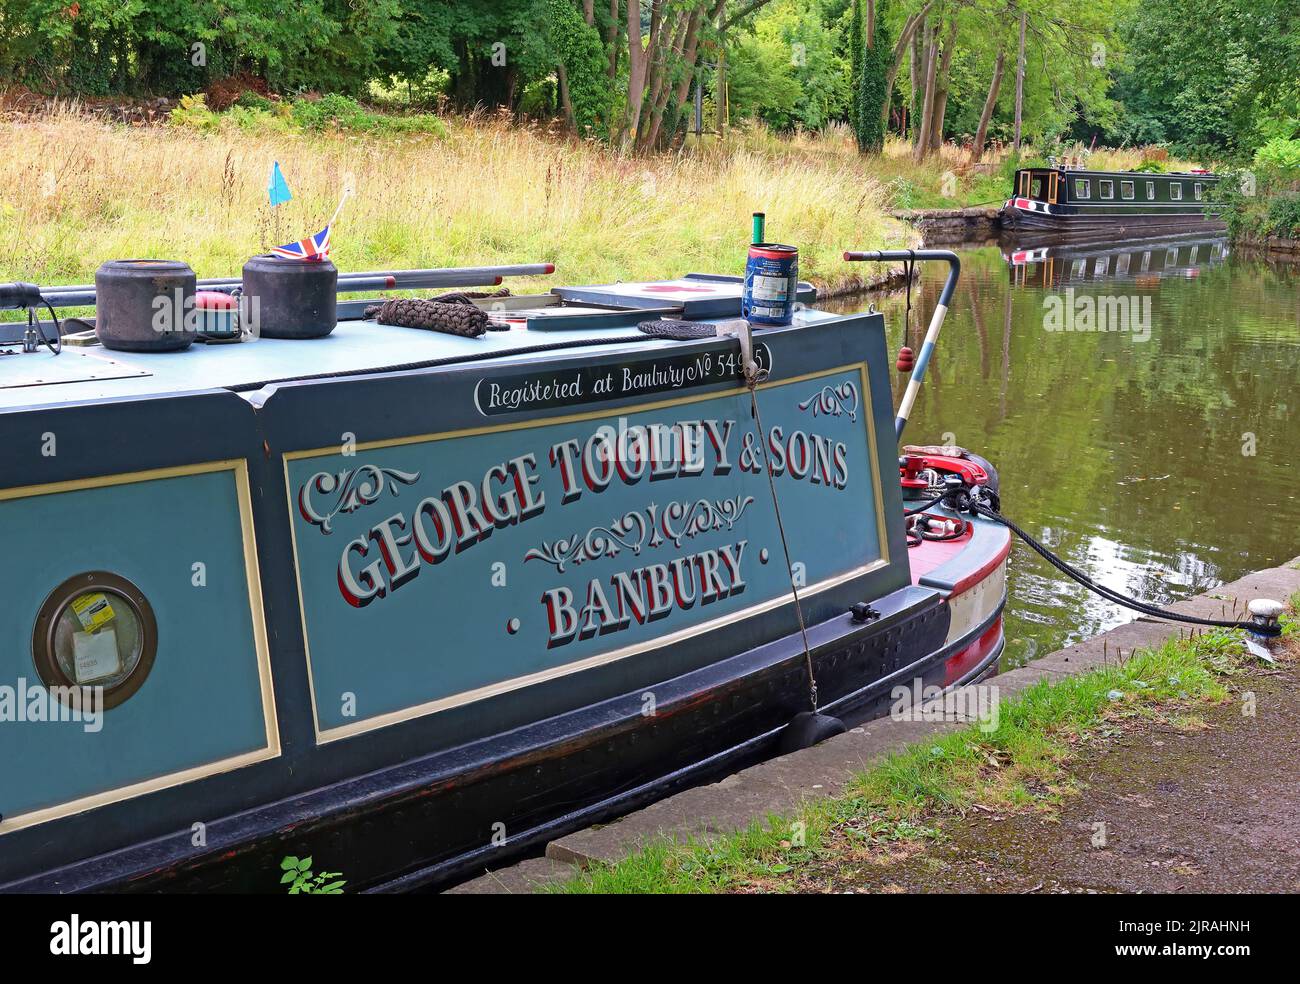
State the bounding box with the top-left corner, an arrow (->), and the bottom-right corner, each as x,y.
1245,598 -> 1286,662
1248,598 -> 1285,634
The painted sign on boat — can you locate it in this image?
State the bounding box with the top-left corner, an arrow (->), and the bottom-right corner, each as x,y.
284,361 -> 886,741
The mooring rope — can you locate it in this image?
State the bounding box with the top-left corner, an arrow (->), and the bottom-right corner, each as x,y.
951,491 -> 1283,637
902,253 -> 916,336
743,359 -> 819,712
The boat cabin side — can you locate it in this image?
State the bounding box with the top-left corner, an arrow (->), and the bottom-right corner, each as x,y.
0,296 -> 923,888
1012,168 -> 1218,209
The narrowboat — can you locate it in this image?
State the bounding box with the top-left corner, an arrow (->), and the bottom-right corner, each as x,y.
0,250 -> 1008,893
1001,166 -> 1224,236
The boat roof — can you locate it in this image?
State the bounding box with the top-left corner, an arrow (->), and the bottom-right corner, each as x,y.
0,276 -> 840,412
1017,166 -> 1218,179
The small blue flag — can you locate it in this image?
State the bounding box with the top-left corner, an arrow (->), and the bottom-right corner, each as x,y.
268,161 -> 292,207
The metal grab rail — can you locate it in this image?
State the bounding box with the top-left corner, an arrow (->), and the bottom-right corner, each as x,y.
842,249 -> 961,441
29,263 -> 557,310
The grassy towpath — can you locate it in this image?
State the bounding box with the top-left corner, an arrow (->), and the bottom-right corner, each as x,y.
549,594 -> 1299,894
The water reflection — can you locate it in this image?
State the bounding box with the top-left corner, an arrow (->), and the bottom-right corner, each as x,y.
1005,234 -> 1230,288
823,235 -> 1299,663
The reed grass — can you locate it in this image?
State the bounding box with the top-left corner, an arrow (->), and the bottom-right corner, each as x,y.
0,108 -> 911,294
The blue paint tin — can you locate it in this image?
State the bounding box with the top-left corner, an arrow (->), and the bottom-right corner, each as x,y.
742,243 -> 799,326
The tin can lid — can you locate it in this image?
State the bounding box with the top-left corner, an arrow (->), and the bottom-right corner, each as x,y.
749,243 -> 798,260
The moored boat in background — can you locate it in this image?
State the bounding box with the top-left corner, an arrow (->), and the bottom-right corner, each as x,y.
1001,166 -> 1224,236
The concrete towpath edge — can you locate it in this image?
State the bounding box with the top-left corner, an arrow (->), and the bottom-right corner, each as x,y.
446,556 -> 1300,894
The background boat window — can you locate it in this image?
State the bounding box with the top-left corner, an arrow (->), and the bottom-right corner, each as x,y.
1171,183 -> 1183,200
1194,182 -> 1204,201
1099,179 -> 1114,199
1074,178 -> 1090,199
1121,180 -> 1135,200
1146,181 -> 1156,199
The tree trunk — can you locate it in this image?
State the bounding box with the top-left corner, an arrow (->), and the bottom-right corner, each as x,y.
607,0 -> 620,78
882,4 -> 932,130
624,1 -> 645,140
972,46 -> 1006,161
625,1 -> 660,145
909,18 -> 926,135
640,9 -> 693,152
1013,11 -> 1026,150
716,24 -> 727,134
452,40 -> 477,108
639,10 -> 677,144
928,19 -> 958,151
557,62 -> 576,130
583,0 -> 595,26
654,6 -> 709,150
912,25 -> 938,162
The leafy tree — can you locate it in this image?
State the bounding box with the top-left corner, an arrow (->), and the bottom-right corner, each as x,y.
1104,0 -> 1299,159
855,1 -> 889,150
543,0 -> 613,135
728,0 -> 847,132
3,0 -> 1289,163
727,15 -> 803,129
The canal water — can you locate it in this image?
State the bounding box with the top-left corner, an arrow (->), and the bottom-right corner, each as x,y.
824,236 -> 1299,666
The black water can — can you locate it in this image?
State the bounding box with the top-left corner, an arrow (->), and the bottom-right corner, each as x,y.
241,255 -> 338,339
95,259 -> 198,351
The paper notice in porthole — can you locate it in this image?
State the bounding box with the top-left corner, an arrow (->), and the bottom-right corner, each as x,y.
73,627 -> 122,684
71,592 -> 116,633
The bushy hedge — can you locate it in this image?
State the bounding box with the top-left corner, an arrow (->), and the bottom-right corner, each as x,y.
1262,192 -> 1300,238
1255,138 -> 1300,171
1216,168 -> 1300,242
169,93 -> 446,138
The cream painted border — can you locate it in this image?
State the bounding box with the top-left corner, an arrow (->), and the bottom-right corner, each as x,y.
285,363 -> 890,744
0,459 -> 279,837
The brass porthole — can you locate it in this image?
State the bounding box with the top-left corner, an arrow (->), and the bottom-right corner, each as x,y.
32,571 -> 158,710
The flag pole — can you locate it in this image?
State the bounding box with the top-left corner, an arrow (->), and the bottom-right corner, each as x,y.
326,187 -> 352,231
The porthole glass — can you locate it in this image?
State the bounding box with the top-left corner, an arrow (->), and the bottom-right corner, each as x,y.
33,572 -> 157,709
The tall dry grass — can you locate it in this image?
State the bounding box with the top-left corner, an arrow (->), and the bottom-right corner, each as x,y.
1085,145 -> 1198,172
0,109 -> 910,293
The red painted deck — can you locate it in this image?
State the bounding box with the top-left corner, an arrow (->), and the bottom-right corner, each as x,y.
907,525 -> 974,584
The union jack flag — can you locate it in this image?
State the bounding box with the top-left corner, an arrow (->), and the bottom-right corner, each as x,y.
271,225 -> 331,261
